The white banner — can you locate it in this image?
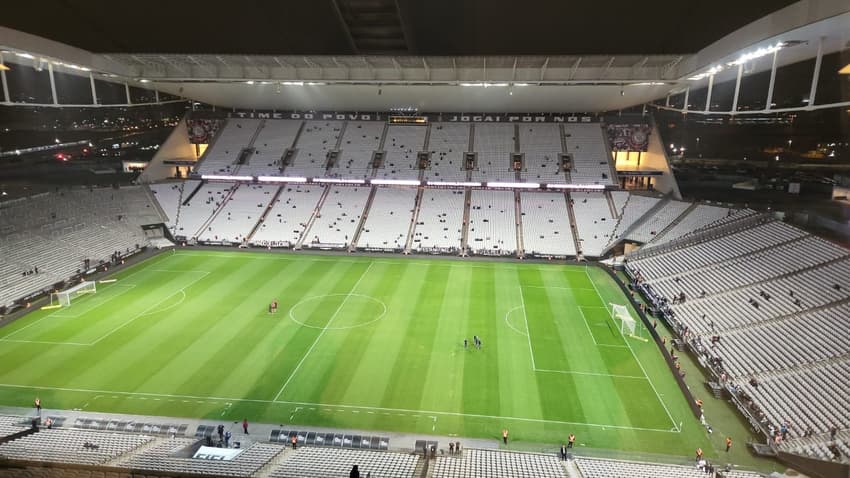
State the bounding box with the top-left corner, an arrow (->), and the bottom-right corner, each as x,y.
193,446 -> 244,461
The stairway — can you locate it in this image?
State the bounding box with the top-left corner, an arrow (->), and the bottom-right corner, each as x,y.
231,119 -> 265,175
514,190 -> 525,258
142,184 -> 169,224
181,180 -> 205,206
279,120 -> 306,174
645,201 -> 699,246
294,185 -> 331,249
349,185 -> 378,251
564,192 -> 582,257
192,183 -> 239,239
460,189 -> 472,256
604,190 -> 620,219
404,187 -> 425,254
245,185 -> 284,243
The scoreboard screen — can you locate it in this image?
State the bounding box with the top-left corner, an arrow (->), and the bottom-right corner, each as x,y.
388,116 -> 428,125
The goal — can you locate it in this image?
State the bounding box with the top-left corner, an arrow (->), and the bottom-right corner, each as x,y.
51,281 -> 97,307
610,303 -> 637,337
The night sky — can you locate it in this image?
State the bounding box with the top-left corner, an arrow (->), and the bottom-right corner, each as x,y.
4,0 -> 797,55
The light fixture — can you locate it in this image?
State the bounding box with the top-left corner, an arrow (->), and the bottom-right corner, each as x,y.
838,63 -> 850,75
15,52 -> 34,60
139,79 -> 151,83
0,64 -> 8,71
245,80 -> 254,85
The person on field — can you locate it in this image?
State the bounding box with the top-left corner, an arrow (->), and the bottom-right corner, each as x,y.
568,433 -> 575,448
291,434 -> 297,449
34,397 -> 41,413
502,428 -> 508,445
217,424 -> 224,442
725,436 -> 733,452
463,338 -> 468,349
242,418 -> 249,434
224,430 -> 232,447
560,443 -> 567,460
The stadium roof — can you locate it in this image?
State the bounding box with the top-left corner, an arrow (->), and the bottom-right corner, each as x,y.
6,0 -> 798,56
1,0 -> 848,112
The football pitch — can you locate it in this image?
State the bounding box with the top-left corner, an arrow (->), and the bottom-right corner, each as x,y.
0,250 -> 711,456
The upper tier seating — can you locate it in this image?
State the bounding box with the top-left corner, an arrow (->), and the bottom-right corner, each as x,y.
426,123 -> 469,181
520,192 -> 576,257
285,121 -> 342,178
197,119 -> 261,174
250,185 -> 324,247
303,186 -> 369,247
337,121 -> 384,179
471,124 -> 516,182
376,124 -> 426,180
563,124 -> 615,185
269,447 -> 418,478
432,449 -> 565,478
410,189 -> 465,252
243,119 -> 301,176
571,192 -> 616,257
357,187 -> 417,250
468,190 -> 517,255
519,124 -> 566,183
198,184 -> 275,243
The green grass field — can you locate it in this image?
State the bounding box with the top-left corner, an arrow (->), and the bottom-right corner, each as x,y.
0,250 -> 711,456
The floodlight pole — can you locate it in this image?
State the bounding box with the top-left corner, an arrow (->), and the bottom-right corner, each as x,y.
125,83 -> 132,105
682,87 -> 690,113
731,63 -> 743,114
807,36 -> 824,109
0,53 -> 9,103
89,72 -> 98,105
765,49 -> 779,111
48,62 -> 58,105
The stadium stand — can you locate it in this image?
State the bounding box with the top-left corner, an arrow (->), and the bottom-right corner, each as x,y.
426,123 -> 471,181
647,203 -> 731,246
471,124 -> 516,182
607,193 -> 662,246
519,124 -> 566,183
574,456 -> 761,478
197,119 -> 262,175
563,124 -> 615,185
150,180 -> 198,231
468,189 -> 517,255
269,447 -> 418,478
337,121 -> 384,179
302,186 -> 369,248
519,192 -> 576,257
0,429 -> 153,465
243,119 -> 301,176
431,448 -> 565,478
357,187 -> 417,250
626,198 -> 691,243
571,191 -> 616,257
249,184 -> 324,248
0,186 -> 158,308
377,123 -> 426,180
410,188 -> 465,253
173,182 -> 236,239
285,121 -> 343,178
198,184 -> 275,243
117,438 -> 284,476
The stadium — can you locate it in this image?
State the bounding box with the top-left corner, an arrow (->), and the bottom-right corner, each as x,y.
0,1 -> 849,477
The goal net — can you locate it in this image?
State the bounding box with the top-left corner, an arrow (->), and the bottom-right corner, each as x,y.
51,281 -> 96,307
610,303 -> 637,337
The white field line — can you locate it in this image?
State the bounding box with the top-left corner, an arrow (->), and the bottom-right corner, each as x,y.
50,284 -> 137,319
0,382 -> 679,433
576,305 -> 629,348
534,369 -> 647,379
1,284 -> 137,340
0,339 -> 89,346
273,261 -> 375,401
576,305 -> 599,346
88,271 -> 210,346
518,286 -> 537,370
583,267 -> 680,431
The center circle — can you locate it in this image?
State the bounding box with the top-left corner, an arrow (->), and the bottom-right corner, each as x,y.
288,293 -> 387,330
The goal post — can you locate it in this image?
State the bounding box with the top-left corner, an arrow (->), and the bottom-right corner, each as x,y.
51,281 -> 96,307
610,303 -> 637,337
